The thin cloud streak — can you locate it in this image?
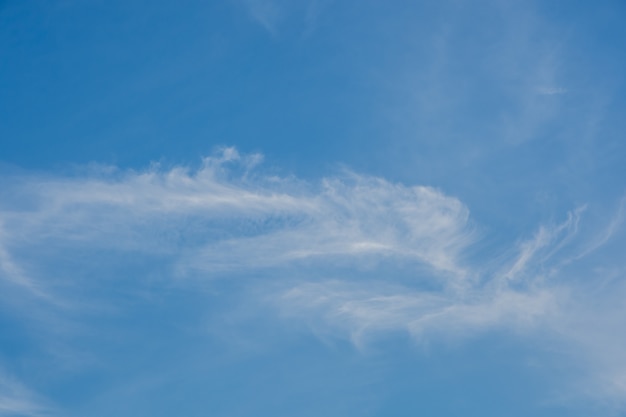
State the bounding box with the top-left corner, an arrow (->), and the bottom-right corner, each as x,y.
239,0 -> 330,36
275,280 -> 556,349
0,370 -> 51,417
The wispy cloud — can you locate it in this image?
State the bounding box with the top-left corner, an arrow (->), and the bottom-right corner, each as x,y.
272,213 -> 582,349
0,370 -> 51,417
275,280 -> 556,349
0,148 -> 473,290
270,197 -> 626,406
240,0 -> 284,34
238,0 -> 329,36
1,149 -> 625,408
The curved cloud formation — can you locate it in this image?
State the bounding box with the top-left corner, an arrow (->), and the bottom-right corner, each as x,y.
0,148 -> 472,286
0,148 -> 625,411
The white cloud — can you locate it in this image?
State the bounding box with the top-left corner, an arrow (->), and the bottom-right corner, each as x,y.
240,0 -> 284,34
271,214 -> 581,349
0,148 -> 473,289
268,198 -> 626,406
275,280 -> 556,349
0,228 -> 34,291
0,370 -> 50,417
179,173 -> 472,279
1,149 -> 625,408
238,0 -> 329,36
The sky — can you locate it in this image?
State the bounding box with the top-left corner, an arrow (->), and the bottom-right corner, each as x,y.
1,0 -> 626,416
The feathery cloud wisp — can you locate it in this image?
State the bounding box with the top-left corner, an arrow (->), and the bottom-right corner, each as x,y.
1,148 -> 625,407
0,370 -> 50,417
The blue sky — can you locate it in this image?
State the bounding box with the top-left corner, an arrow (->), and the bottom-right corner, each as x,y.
1,0 -> 626,416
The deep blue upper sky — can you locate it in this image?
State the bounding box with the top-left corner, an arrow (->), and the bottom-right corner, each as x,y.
1,1 -> 626,416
